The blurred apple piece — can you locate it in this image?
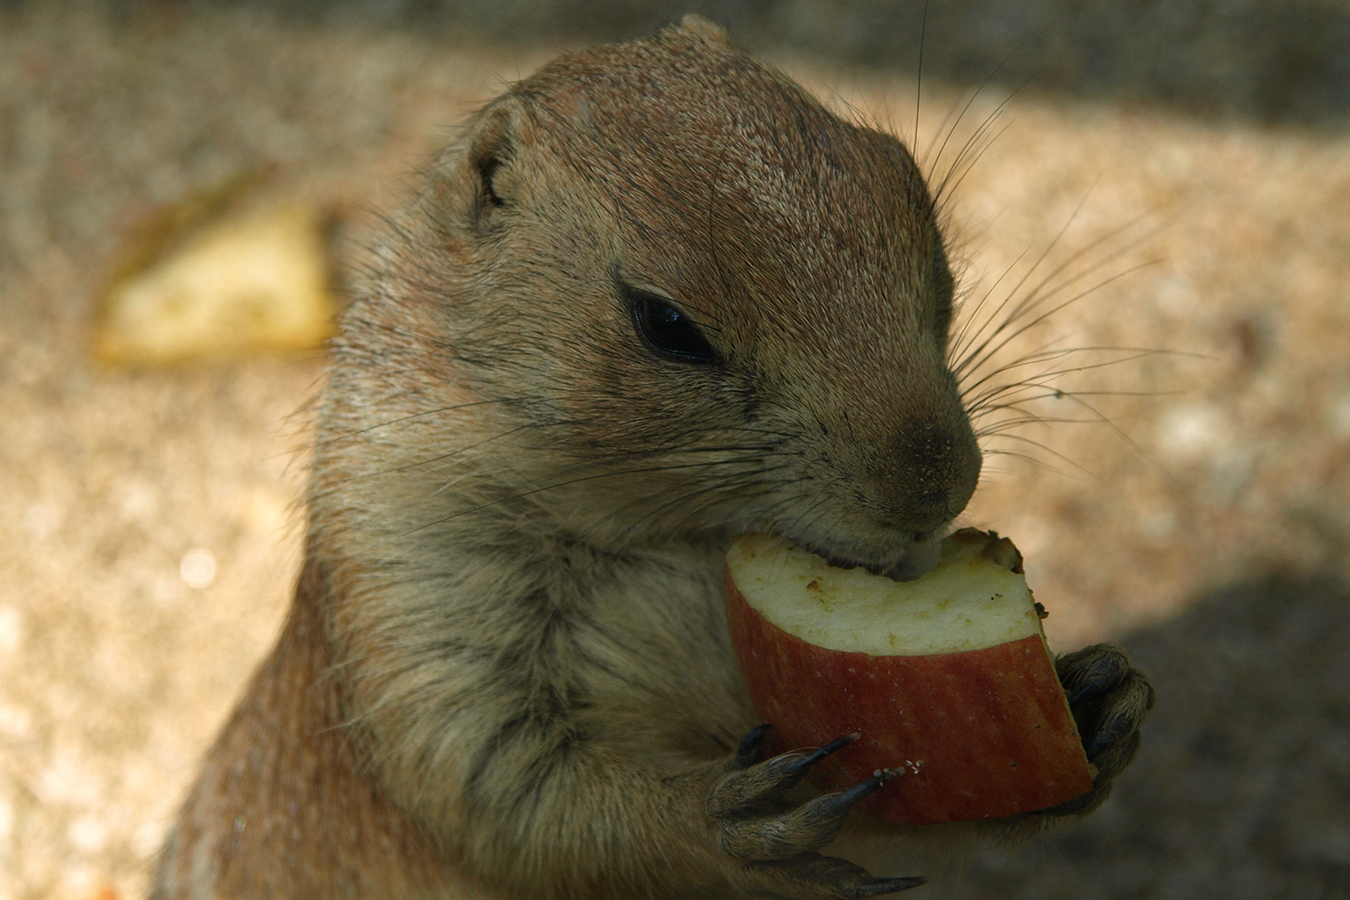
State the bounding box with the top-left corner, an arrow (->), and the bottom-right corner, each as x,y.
94,173 -> 338,366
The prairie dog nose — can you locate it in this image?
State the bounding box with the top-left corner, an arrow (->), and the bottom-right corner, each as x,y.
884,417 -> 982,534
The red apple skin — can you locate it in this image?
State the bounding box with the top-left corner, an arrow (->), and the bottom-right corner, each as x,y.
726,570 -> 1094,825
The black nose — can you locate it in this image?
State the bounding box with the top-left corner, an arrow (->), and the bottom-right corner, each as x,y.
885,418 -> 982,533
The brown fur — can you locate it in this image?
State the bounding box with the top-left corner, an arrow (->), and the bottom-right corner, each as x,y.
151,553 -> 474,898
152,17 -> 1151,899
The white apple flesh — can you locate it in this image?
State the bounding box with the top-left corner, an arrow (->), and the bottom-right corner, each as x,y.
724,529 -> 1094,825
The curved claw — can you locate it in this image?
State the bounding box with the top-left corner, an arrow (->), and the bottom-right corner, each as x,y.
731,853 -> 926,900
718,767 -> 900,862
1087,708 -> 1137,760
732,724 -> 774,770
857,875 -> 926,896
713,730 -> 862,818
786,733 -> 861,779
711,734 -> 923,898
807,768 -> 897,820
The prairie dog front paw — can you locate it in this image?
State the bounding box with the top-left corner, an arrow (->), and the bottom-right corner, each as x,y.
706,727 -> 925,899
1046,644 -> 1156,817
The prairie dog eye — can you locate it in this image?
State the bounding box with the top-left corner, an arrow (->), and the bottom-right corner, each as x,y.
621,282 -> 718,364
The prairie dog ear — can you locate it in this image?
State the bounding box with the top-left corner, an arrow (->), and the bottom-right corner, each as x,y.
676,13 -> 732,47
466,97 -> 530,218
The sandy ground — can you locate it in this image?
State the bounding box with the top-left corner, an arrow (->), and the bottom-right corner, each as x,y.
1,4 -> 1348,899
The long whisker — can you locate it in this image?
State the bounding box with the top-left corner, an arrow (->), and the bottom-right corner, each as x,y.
951,192 -> 1104,376
978,446 -> 1071,476
957,211 -> 1160,377
924,40 -> 1030,202
957,256 -> 1156,388
978,432 -> 1095,476
914,0 -> 928,155
947,246 -> 1032,366
962,349 -> 1175,409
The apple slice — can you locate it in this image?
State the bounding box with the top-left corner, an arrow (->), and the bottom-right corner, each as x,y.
724,529 -> 1093,825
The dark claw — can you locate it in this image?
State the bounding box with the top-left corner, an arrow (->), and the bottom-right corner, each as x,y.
715,732 -> 868,820
782,732 -> 860,780
714,735 -> 920,896
1067,681 -> 1106,708
734,724 -> 774,770
1087,710 -> 1136,760
858,876 -> 927,896
1060,648 -> 1129,706
812,768 -> 897,818
1067,667 -> 1127,710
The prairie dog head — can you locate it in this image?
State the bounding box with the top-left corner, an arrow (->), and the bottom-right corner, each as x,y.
326,16 -> 980,578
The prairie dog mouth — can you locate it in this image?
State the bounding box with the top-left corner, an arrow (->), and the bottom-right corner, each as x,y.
878,536 -> 943,581
811,533 -> 945,583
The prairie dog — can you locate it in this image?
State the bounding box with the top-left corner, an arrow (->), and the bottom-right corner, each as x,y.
152,16 -> 1153,899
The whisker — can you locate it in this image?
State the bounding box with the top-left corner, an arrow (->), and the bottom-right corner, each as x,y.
952,195 -> 1145,371
914,0 -> 928,155
924,40 -> 1030,204
947,248 -> 1031,367
405,453 -> 789,536
972,396 -> 1164,426
781,470 -> 853,547
978,432 -> 1093,476
960,345 -> 1172,402
315,397 -> 543,447
994,221 -> 1159,337
957,257 -> 1157,385
978,446 -> 1070,476
951,194 -> 1104,378
934,116 -> 1014,211
975,411 -> 1144,436
621,462 -> 799,535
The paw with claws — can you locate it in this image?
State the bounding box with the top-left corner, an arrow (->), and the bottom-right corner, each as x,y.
1043,643 -> 1157,817
707,727 -> 925,899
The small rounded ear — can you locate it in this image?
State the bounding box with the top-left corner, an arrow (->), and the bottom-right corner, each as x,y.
467,97 -> 528,218
677,13 -> 732,47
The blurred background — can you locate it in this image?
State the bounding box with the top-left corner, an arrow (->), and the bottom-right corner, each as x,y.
1,1 -> 1348,898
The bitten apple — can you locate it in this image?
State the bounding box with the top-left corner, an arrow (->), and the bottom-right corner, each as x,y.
724,529 -> 1093,825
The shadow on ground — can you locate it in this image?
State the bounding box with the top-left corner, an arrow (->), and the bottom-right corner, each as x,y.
246,0 -> 1350,126
935,569 -> 1350,899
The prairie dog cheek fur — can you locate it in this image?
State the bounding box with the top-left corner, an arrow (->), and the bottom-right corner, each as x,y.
150,15 -> 1153,900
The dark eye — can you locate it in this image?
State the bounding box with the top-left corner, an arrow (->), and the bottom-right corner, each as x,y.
622,283 -> 718,364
